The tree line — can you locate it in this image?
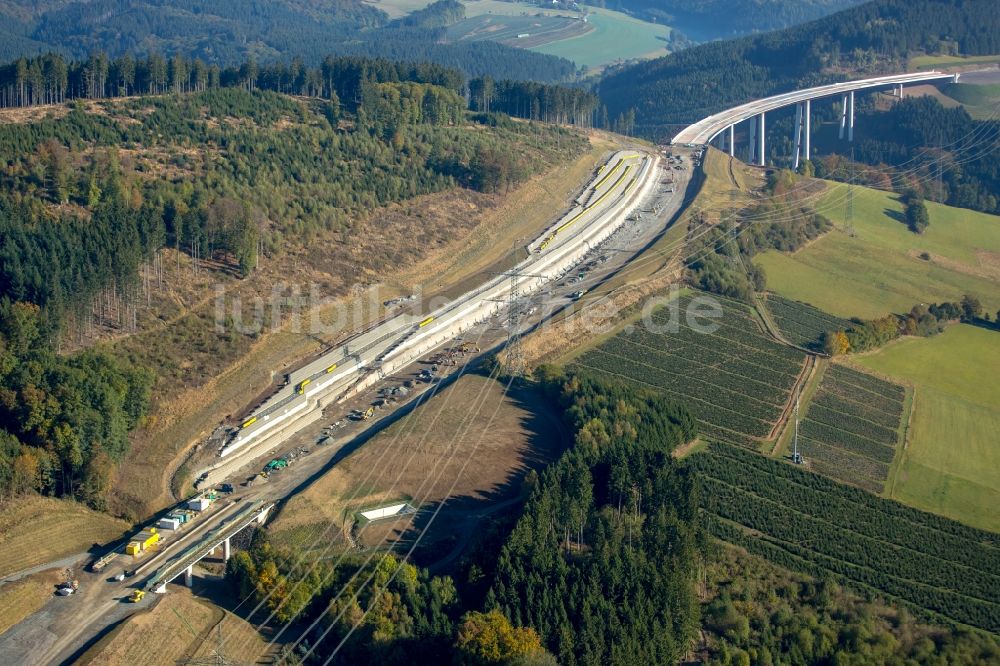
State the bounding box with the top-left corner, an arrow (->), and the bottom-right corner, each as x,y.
0,52 -> 465,110
0,302 -> 153,509
822,295 -> 986,355
469,78 -> 599,127
0,0 -> 579,84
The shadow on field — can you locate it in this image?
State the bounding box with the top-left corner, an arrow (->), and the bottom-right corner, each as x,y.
370,379 -> 570,572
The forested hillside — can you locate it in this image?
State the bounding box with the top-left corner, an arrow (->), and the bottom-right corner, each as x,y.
0,60 -> 590,513
815,96 -> 1000,215
0,0 -> 579,82
591,0 -> 864,40
598,0 -> 1000,138
224,370 -> 699,664
491,369 -> 700,665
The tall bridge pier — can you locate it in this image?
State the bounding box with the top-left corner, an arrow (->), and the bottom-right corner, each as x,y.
673,72 -> 957,166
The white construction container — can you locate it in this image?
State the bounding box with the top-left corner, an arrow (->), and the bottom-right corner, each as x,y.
157,517 -> 181,530
187,498 -> 212,512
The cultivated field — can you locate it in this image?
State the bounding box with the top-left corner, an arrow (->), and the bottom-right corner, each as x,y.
797,364 -> 906,493
764,294 -> 850,350
446,14 -> 591,48
76,589 -> 269,666
529,9 -> 672,71
366,0 -> 672,69
690,442 -> 1000,635
855,324 -> 1000,533
939,82 -> 1000,120
755,181 -> 1000,319
268,374 -> 564,564
0,497 -> 128,578
571,291 -> 806,449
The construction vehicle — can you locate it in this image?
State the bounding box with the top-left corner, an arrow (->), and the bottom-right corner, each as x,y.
264,458 -> 288,471
128,589 -> 145,603
296,378 -> 311,395
361,406 -> 375,420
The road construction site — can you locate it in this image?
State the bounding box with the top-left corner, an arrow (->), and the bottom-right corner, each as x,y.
0,146 -> 698,665
191,150 -> 661,488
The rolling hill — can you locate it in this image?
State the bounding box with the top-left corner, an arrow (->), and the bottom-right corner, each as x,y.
595,0 -> 866,41
597,0 -> 1000,139
0,0 -> 579,82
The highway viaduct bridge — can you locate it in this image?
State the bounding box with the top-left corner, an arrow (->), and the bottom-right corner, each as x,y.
141,499 -> 274,592
671,72 -> 959,166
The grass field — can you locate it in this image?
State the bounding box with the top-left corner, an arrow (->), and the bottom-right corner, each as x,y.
909,54 -> 1000,71
939,82 -> 1000,120
529,9 -> 671,70
367,0 -> 674,71
853,324 -> 1000,533
269,374 -> 564,562
0,497 -> 128,578
755,181 -> 1000,319
76,589 -> 268,666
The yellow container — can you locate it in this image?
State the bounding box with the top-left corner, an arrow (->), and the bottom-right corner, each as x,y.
126,542 -> 141,556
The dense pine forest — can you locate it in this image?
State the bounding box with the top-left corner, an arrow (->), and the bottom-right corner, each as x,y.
490,370 -> 700,665
598,0 -> 1000,138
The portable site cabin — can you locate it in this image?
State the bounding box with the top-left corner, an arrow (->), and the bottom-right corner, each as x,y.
188,497 -> 212,512
157,517 -> 181,531
137,529 -> 159,549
